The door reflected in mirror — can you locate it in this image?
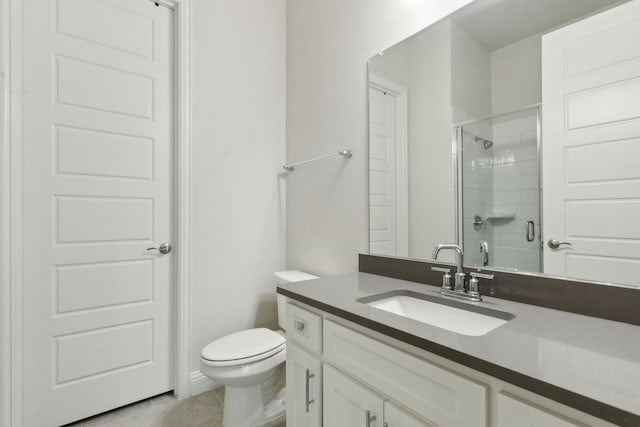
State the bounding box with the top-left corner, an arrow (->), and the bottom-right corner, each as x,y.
368,0 -> 640,288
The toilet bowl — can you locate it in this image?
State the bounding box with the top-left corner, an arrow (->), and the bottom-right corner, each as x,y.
200,270 -> 318,427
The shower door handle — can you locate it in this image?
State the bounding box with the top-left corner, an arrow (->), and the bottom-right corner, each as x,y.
526,221 -> 535,242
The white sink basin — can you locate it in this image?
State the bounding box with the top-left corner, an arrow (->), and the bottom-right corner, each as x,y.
361,291 -> 513,336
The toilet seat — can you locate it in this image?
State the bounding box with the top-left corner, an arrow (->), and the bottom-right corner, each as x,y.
201,328 -> 285,367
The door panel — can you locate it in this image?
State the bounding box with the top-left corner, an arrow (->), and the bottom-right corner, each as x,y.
385,401 -> 433,427
56,126 -> 154,180
323,365 -> 384,427
542,0 -> 640,287
21,0 -> 174,425
369,87 -> 398,256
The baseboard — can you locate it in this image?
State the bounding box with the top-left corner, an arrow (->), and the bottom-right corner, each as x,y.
189,370 -> 217,396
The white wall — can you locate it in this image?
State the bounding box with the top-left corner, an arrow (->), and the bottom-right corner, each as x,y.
368,20 -> 457,262
191,0 -> 286,390
286,0 -> 474,275
451,21 -> 492,123
407,21 -> 456,261
450,21 -> 493,267
368,41 -> 410,88
491,34 -> 541,115
0,0 -> 9,422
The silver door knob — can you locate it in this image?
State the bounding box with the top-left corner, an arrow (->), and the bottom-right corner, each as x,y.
547,239 -> 572,249
147,243 -> 172,254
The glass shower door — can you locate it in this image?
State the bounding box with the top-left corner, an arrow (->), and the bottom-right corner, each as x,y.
459,107 -> 541,272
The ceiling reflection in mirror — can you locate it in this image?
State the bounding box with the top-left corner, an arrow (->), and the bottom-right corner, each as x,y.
368,0 -> 639,288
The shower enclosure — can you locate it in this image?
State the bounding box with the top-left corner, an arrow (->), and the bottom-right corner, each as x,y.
456,106 -> 542,272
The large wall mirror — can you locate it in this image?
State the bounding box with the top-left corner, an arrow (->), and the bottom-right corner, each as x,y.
368,0 -> 640,288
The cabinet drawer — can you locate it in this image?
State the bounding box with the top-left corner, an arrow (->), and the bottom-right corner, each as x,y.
286,302 -> 322,354
497,392 -> 580,427
324,319 -> 487,427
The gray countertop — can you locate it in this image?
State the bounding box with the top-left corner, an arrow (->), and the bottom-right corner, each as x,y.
277,272 -> 640,425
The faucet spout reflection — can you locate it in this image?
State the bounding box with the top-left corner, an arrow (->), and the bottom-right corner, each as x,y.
432,243 -> 465,293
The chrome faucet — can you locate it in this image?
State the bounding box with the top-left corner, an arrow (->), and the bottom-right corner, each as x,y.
431,243 -> 493,302
432,243 -> 465,292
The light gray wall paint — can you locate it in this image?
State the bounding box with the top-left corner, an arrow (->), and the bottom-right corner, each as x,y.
369,42 -> 410,88
368,20 -> 456,262
191,0 -> 286,373
407,22 -> 456,261
491,33 -> 542,115
451,21 -> 492,122
286,0 -> 474,276
0,0 -> 9,423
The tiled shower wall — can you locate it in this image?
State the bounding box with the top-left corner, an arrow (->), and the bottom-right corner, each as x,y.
462,121 -> 494,267
490,109 -> 540,272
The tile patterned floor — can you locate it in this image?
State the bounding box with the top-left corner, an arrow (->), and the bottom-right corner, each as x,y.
65,388 -> 285,427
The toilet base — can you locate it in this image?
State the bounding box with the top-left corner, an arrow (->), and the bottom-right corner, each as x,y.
263,387 -> 286,424
222,385 -> 286,427
223,384 -> 263,427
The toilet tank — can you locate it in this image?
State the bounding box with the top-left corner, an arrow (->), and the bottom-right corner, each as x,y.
274,270 -> 319,330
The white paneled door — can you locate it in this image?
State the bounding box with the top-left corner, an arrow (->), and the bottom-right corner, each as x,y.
369,86 -> 398,256
21,0 -> 174,425
542,0 -> 640,287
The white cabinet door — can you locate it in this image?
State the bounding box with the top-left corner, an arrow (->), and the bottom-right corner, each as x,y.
324,320 -> 487,426
323,365 -> 384,427
286,342 -> 322,427
542,0 -> 640,286
496,393 -> 580,427
385,401 -> 434,427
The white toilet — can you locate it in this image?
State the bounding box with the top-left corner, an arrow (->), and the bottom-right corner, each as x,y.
200,270 -> 318,427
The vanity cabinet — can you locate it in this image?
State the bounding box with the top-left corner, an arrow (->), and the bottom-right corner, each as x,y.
285,302 -> 323,426
286,301 -> 483,426
285,300 -> 594,427
324,366 -> 432,427
323,365 -> 385,427
323,319 -> 486,427
286,342 -> 322,427
385,401 -> 434,427
496,392 -> 580,427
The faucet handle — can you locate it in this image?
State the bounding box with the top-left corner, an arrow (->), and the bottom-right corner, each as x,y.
468,272 -> 494,300
470,272 -> 494,280
431,267 -> 452,290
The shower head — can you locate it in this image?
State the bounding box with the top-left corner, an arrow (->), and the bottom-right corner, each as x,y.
475,136 -> 494,149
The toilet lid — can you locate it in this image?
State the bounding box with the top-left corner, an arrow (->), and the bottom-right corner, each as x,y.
201,328 -> 285,364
